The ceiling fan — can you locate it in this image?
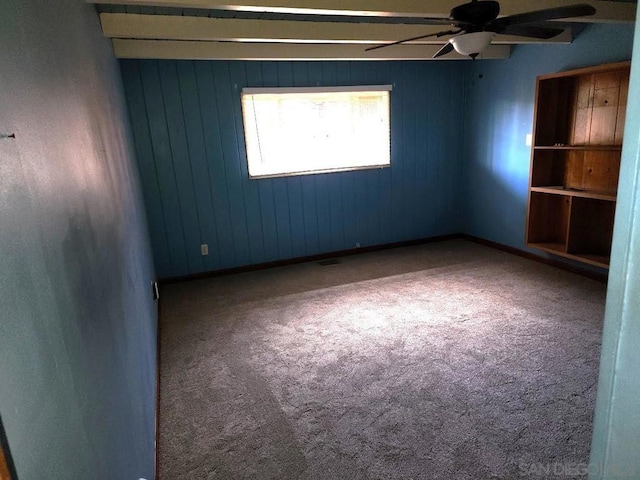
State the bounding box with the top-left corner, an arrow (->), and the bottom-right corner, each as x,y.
365,1 -> 596,58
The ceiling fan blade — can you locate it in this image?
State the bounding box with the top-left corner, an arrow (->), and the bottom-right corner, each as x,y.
490,4 -> 596,28
433,42 -> 455,58
313,15 -> 465,26
489,24 -> 565,39
365,29 -> 462,52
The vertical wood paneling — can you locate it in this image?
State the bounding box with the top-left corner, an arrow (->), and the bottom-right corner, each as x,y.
403,63 -> 418,239
125,59 -> 466,278
158,60 -> 204,274
413,63 -> 430,235
121,60 -> 172,276
391,63 -> 407,239
176,60 -> 220,271
139,60 -> 188,277
426,64 -> 444,231
443,63 -> 465,231
195,61 -> 235,268
229,61 -> 265,264
272,177 -> 293,259
211,62 -> 251,265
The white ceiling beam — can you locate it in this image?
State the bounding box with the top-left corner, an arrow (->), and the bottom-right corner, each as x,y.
89,0 -> 636,23
111,39 -> 511,60
101,13 -> 573,44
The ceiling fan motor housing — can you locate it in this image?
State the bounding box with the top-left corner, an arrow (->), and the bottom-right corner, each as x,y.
450,0 -> 500,25
450,32 -> 496,57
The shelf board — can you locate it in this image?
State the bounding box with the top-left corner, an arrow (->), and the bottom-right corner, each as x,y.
534,145 -> 623,151
528,242 -> 566,255
530,186 -> 617,201
575,253 -> 610,268
527,243 -> 610,269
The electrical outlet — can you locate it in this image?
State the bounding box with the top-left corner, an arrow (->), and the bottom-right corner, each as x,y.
525,133 -> 532,146
201,244 -> 209,256
355,242 -> 361,248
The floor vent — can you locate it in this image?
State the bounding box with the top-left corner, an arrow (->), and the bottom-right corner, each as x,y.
318,258 -> 342,266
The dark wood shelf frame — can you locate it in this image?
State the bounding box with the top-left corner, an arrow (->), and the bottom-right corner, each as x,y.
534,145 -> 623,151
526,61 -> 630,269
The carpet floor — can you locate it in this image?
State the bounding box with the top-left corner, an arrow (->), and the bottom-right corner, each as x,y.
159,239 -> 606,479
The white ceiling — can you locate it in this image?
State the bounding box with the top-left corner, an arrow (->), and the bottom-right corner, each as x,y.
89,0 -> 637,60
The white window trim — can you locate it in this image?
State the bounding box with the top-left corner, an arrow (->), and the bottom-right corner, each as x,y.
242,85 -> 393,95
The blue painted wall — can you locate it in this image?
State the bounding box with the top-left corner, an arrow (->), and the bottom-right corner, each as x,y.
122,60 -> 466,279
0,1 -> 156,479
463,24 -> 635,255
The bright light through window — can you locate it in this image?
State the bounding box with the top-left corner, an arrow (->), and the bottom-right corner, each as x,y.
241,85 -> 392,179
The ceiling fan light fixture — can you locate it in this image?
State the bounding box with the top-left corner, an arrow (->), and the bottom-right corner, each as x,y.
449,32 -> 495,57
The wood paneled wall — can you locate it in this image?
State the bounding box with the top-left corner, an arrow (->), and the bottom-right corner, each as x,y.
121,60 -> 465,279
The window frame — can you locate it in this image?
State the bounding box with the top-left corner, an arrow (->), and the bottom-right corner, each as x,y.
240,85 -> 393,179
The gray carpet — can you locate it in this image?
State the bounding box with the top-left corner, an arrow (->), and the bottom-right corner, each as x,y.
159,239 -> 606,479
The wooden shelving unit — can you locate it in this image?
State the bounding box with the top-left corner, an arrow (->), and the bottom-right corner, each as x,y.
526,61 -> 630,269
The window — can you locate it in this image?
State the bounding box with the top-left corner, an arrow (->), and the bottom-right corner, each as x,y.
241,85 -> 392,179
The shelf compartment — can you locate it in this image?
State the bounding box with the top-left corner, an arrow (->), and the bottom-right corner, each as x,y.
565,150 -> 620,195
567,197 -> 616,261
534,69 -> 628,148
531,149 -> 620,196
576,71 -> 626,145
531,150 -> 567,187
534,76 -> 576,147
527,192 -> 571,250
